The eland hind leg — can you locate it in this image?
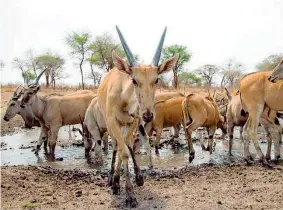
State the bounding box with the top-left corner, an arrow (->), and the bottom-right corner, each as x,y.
260,117 -> 281,162
185,120 -> 200,163
206,126 -> 216,154
244,104 -> 270,166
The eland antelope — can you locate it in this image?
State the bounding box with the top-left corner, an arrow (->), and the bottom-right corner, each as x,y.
97,26 -> 178,207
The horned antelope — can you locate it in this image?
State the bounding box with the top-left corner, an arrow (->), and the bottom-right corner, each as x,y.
182,93 -> 225,160
3,86 -> 40,128
19,75 -> 96,158
239,59 -> 283,165
97,26 -> 178,207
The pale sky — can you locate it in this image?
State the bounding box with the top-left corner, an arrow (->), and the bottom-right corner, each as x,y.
0,0 -> 283,85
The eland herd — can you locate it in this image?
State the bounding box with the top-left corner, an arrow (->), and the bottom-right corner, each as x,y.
3,26 -> 283,208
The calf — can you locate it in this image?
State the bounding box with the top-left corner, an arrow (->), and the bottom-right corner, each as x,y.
76,97 -> 108,158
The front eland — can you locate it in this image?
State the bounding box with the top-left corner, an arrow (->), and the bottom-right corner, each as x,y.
97,26 -> 178,207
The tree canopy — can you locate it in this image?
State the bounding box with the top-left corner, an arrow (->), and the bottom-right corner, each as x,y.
161,44 -> 192,88
65,31 -> 92,89
178,72 -> 201,86
196,64 -> 220,86
256,53 -> 283,72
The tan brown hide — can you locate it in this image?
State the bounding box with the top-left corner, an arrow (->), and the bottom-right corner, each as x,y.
182,93 -> 225,162
239,70 -> 283,165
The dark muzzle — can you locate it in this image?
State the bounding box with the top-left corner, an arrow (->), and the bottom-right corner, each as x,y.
3,116 -> 9,121
142,111 -> 153,122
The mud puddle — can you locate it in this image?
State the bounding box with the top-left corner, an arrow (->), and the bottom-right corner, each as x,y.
1,126 -> 282,171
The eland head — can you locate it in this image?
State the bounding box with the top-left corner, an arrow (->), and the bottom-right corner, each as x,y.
113,26 -> 178,122
3,86 -> 24,121
20,69 -> 46,108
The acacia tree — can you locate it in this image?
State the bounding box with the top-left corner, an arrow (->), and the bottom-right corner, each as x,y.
66,32 -> 92,89
196,64 -> 220,86
256,53 -> 283,71
36,53 -> 65,88
220,59 -> 244,88
161,44 -> 191,88
178,72 -> 201,86
88,32 -> 138,73
12,58 -> 31,84
88,70 -> 102,87
87,53 -> 101,87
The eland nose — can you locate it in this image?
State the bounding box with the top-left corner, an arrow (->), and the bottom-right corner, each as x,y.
3,116 -> 9,121
142,111 -> 153,122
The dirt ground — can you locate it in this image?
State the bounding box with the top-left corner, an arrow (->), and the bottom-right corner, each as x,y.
1,86 -> 283,210
1,164 -> 283,210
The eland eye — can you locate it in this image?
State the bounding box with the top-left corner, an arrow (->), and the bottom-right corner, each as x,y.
28,92 -> 32,95
11,103 -> 15,106
132,79 -> 138,86
155,78 -> 159,84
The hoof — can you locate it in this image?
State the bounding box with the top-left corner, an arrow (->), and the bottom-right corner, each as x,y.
136,174 -> 144,187
228,152 -> 233,156
270,156 -> 281,165
201,145 -> 206,151
265,155 -> 271,161
125,195 -> 138,208
262,158 -> 273,169
112,183 -> 120,195
245,156 -> 253,165
189,152 -> 195,163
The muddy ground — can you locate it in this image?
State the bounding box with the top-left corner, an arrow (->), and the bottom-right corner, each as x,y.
2,163 -> 283,210
2,89 -> 283,209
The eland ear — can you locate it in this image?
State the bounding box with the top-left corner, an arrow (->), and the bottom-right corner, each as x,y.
112,51 -> 131,75
158,56 -> 178,74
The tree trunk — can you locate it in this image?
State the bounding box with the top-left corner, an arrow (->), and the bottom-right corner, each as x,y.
220,76 -> 225,88
45,74 -> 49,88
173,70 -> 178,88
79,53 -> 85,90
90,64 -> 96,87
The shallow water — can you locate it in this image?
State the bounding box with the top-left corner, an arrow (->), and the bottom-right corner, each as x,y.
1,125 -> 282,171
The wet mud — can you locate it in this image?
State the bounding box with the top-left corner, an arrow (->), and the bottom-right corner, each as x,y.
1,125 -> 283,209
